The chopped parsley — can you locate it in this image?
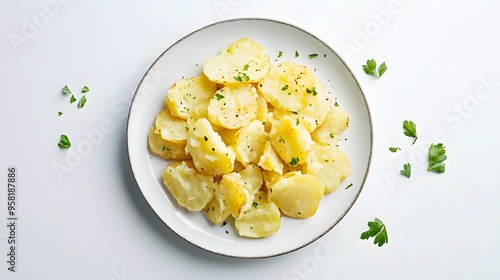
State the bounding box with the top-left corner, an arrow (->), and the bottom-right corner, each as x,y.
289,157 -> 299,166
58,134 -> 71,149
81,86 -> 90,93
277,50 -> 283,58
281,85 -> 289,91
62,85 -> 71,95
78,95 -> 87,108
215,93 -> 225,100
345,183 -> 353,190
403,120 -> 418,144
70,95 -> 77,103
362,59 -> 387,79
389,147 -> 400,153
58,111 -> 63,116
400,163 -> 411,178
308,53 -> 318,58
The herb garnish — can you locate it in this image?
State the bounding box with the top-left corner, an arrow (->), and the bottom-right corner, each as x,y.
428,143 -> 447,173
403,120 -> 418,144
360,218 -> 388,247
362,59 -> 387,79
58,134 -> 71,149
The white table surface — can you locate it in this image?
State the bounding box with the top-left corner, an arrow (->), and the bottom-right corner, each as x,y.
1,0 -> 499,279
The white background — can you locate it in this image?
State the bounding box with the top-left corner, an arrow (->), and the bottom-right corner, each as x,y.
1,0 -> 499,279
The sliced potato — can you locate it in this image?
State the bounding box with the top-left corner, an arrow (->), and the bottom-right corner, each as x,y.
166,74 -> 217,120
258,140 -> 284,174
162,161 -> 215,211
268,172 -> 324,218
270,115 -> 313,166
148,127 -> 190,160
203,38 -> 271,84
238,163 -> 263,196
185,118 -> 235,175
258,61 -> 316,112
235,191 -> 281,238
233,120 -> 268,165
155,109 -> 188,143
207,84 -> 259,129
312,106 -> 349,146
304,144 -> 351,194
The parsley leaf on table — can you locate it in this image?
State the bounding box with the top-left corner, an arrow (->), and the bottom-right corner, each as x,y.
58,134 -> 71,149
403,120 -> 418,144
428,143 -> 447,173
400,163 -> 411,178
360,218 -> 388,247
362,59 -> 387,79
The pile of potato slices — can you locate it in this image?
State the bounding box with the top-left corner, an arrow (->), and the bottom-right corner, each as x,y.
148,38 -> 351,238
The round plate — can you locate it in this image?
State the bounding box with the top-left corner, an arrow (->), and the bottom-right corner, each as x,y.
127,18 -> 372,258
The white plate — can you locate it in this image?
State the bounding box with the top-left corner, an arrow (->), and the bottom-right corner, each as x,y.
127,18 -> 372,258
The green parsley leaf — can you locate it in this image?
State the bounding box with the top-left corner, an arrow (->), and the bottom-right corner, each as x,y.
345,183 -> 353,190
403,120 -> 418,144
428,143 -> 447,173
58,134 -> 71,149
389,147 -> 400,153
329,133 -> 335,138
243,64 -> 250,71
308,53 -> 318,58
81,86 -> 90,93
279,138 -> 285,144
234,75 -> 243,82
400,163 -> 411,178
295,50 -> 299,57
281,85 -> 289,91
62,85 -> 72,95
78,95 -> 87,108
58,111 -> 63,116
334,101 -> 339,107
289,157 -> 299,166
362,59 -> 387,79
277,50 -> 283,58
360,218 -> 388,247
296,118 -> 300,125
252,202 -> 258,208
215,93 -> 224,100
70,95 -> 77,103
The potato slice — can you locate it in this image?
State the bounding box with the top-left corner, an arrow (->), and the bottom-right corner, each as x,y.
162,161 -> 215,211
235,191 -> 281,238
312,106 -> 349,146
273,76 -> 331,133
185,118 -> 235,175
166,74 -> 217,120
268,172 -> 324,218
207,84 -> 259,129
258,61 -> 316,112
270,115 -> 313,166
238,163 -> 263,196
304,144 -> 351,194
155,109 -> 188,143
258,140 -> 284,174
233,120 -> 268,165
203,38 -> 271,84
147,127 -> 190,160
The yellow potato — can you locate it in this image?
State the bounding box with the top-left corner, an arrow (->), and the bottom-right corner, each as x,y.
185,118 -> 235,175
258,61 -> 316,112
218,173 -> 248,218
162,161 -> 215,211
270,115 -> 313,166
256,92 -> 269,122
258,140 -> 284,174
203,38 -> 271,84
262,170 -> 282,191
155,109 -> 188,143
235,191 -> 281,238
238,163 -> 263,196
147,127 -> 190,160
304,143 -> 351,194
233,120 -> 269,165
268,172 -> 324,218
272,76 -> 331,133
207,84 -> 259,129
166,74 -> 217,120
312,106 -> 349,146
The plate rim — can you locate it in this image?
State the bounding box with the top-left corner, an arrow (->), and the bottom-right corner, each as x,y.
126,17 -> 373,259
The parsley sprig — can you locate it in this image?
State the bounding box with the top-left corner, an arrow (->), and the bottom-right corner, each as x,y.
428,143 -> 447,173
403,120 -> 418,144
360,218 -> 388,247
362,59 -> 387,79
400,163 -> 411,178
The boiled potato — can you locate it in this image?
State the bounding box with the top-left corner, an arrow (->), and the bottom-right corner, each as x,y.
304,143 -> 351,194
268,172 -> 324,218
185,118 -> 235,175
233,120 -> 268,165
312,106 -> 349,146
238,163 -> 263,196
207,84 -> 259,129
272,76 -> 331,133
155,109 -> 188,143
203,38 -> 271,84
258,61 -> 316,112
147,127 -> 190,160
162,160 -> 215,211
166,74 -> 217,120
270,115 -> 313,166
235,191 -> 281,238
258,140 -> 284,174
